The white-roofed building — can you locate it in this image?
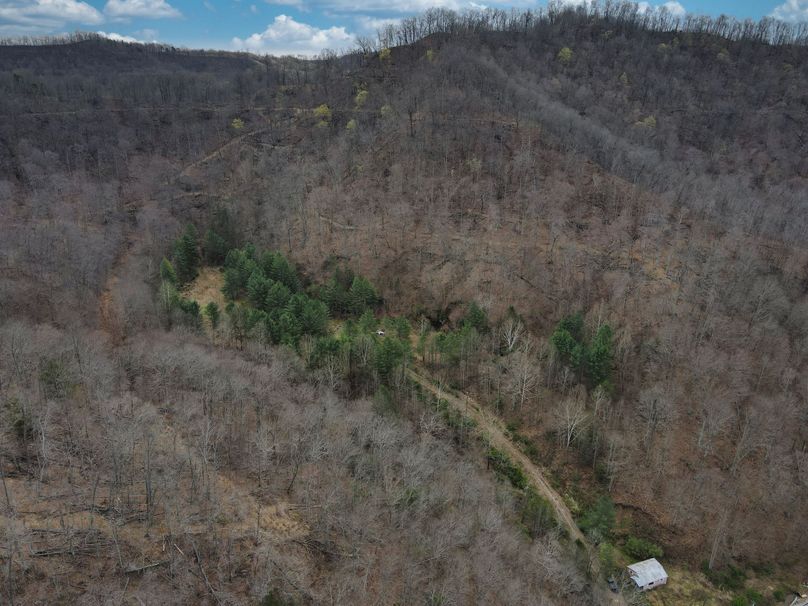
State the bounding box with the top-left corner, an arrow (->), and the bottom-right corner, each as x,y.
627,558 -> 668,591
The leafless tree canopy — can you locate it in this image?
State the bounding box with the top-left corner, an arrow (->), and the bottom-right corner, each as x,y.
1,3 -> 807,601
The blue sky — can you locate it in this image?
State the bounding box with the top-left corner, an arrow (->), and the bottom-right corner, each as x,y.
0,0 -> 805,55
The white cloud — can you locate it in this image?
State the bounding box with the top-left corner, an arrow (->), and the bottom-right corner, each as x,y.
231,14 -> 354,56
354,15 -> 400,33
661,1 -> 685,17
97,30 -> 142,42
0,0 -> 103,33
636,1 -> 685,17
104,0 -> 182,19
771,0 -> 808,22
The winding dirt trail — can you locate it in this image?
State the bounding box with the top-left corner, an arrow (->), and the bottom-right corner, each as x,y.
177,125 -> 273,178
408,368 -> 626,606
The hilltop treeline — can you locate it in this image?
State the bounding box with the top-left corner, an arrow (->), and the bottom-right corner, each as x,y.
363,2 -> 808,51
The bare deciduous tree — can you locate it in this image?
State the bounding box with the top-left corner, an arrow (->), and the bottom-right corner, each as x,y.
555,392 -> 589,448
500,316 -> 525,353
637,384 -> 676,451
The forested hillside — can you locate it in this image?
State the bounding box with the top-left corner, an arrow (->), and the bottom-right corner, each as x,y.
1,4 -> 807,605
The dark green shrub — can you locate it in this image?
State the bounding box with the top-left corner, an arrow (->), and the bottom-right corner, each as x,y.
599,542 -> 616,574
204,301 -> 220,328
396,487 -> 420,509
177,298 -> 201,326
624,535 -> 664,560
551,312 -> 614,389
261,590 -> 295,606
702,562 -> 746,591
486,447 -> 527,490
520,487 -> 556,538
578,496 -> 615,544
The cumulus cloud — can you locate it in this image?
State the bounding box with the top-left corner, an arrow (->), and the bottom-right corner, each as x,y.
104,0 -> 182,19
636,1 -> 685,17
231,14 -> 354,56
0,0 -> 103,33
661,1 -> 685,17
771,0 -> 808,22
97,29 -> 142,42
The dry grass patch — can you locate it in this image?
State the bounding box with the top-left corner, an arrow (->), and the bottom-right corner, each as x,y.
645,565 -> 733,606
183,267 -> 226,310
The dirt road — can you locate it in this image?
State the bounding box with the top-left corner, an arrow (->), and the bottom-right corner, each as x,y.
408,368 -> 626,606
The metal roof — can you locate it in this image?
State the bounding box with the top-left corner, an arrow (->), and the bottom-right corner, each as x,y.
627,558 -> 668,586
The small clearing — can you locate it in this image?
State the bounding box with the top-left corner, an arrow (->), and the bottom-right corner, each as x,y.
183,267 -> 226,327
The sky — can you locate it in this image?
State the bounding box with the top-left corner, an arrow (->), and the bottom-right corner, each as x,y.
0,0 -> 806,55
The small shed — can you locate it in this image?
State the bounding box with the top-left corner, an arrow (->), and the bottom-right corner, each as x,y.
627,558 -> 668,592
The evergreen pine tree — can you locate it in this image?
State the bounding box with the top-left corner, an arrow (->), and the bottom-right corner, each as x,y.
205,301 -> 220,328
463,302 -> 489,333
174,224 -> 200,284
551,327 -> 576,361
246,270 -> 270,309
588,324 -> 614,388
222,267 -> 242,300
300,299 -> 329,335
358,309 -> 377,333
349,275 -> 378,315
373,337 -> 408,381
259,250 -> 278,276
322,277 -> 341,314
178,298 -> 201,327
271,254 -> 299,291
265,281 -> 291,312
278,311 -> 302,346
202,228 -> 228,265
